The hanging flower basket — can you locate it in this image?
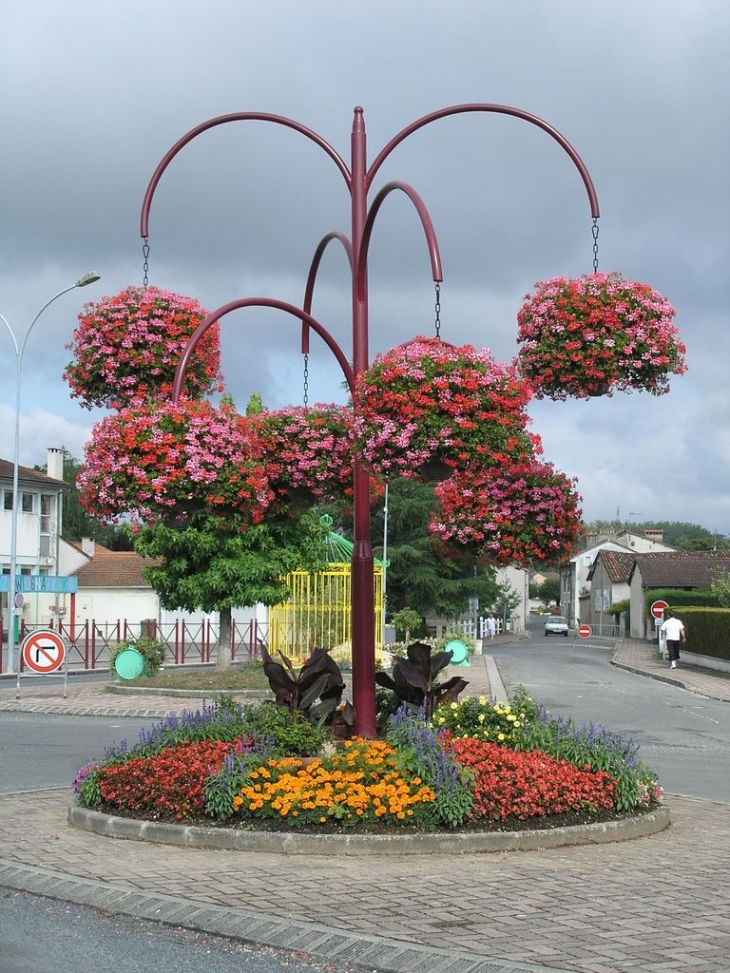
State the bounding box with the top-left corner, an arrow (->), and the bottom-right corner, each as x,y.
77,399 -> 270,525
429,458 -> 583,566
252,404 -> 357,505
516,272 -> 686,400
353,337 -> 535,480
64,285 -> 223,409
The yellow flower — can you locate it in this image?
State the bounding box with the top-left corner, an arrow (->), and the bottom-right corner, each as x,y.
478,695 -> 487,706
498,732 -> 506,741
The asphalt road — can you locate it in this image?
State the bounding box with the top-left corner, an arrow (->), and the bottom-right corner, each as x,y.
493,623 -> 730,802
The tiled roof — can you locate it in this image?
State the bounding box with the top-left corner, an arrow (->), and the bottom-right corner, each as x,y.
633,551 -> 730,588
0,458 -> 66,488
591,550 -> 636,583
73,550 -> 159,588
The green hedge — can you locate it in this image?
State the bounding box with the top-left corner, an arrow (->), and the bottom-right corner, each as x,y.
665,607 -> 730,662
644,588 -> 721,611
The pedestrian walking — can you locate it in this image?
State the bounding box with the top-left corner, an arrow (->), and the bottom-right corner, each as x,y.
660,611 -> 686,669
486,614 -> 497,640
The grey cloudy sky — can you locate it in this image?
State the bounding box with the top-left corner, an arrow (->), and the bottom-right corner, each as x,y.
1,0 -> 729,534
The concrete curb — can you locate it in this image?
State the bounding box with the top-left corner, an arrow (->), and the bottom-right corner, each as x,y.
68,800 -> 671,855
0,859 -> 578,973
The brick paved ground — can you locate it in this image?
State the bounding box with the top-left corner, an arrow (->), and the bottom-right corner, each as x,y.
1,640 -> 728,973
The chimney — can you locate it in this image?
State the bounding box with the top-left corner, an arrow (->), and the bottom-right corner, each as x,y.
643,528 -> 664,544
47,447 -> 64,481
81,537 -> 95,557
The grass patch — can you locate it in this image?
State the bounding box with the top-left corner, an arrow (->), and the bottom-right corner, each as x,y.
118,665 -> 271,692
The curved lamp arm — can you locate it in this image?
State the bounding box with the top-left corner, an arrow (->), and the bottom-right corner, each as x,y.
367,103 -> 600,218
357,180 -> 443,303
141,112 -> 351,239
171,297 -> 357,403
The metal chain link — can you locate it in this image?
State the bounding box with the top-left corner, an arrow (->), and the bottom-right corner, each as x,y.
142,238 -> 150,286
303,353 -> 309,411
434,282 -> 441,339
591,218 -> 600,274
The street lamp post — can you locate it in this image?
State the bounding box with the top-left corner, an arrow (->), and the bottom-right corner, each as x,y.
144,104 -> 600,735
1,272 -> 101,675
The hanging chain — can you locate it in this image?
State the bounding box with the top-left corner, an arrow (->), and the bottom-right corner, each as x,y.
302,353 -> 309,411
142,237 -> 150,287
591,218 -> 600,274
434,282 -> 441,339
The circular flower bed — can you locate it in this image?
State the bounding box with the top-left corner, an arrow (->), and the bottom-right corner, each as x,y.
73,693 -> 663,834
429,458 -> 583,565
354,336 -> 534,479
516,272 -> 686,400
64,285 -> 223,409
77,399 -> 270,525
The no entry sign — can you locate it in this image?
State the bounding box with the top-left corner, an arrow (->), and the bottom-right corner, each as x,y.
21,629 -> 66,674
578,624 -> 592,639
650,600 -> 669,619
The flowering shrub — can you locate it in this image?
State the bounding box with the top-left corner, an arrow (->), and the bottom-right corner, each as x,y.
64,285 -> 223,409
354,336 -> 535,479
233,738 -> 437,828
432,695 -> 528,746
430,458 -> 583,565
77,399 -> 271,525
451,738 -> 617,821
96,739 -> 235,820
253,404 -> 356,504
516,272 -> 686,400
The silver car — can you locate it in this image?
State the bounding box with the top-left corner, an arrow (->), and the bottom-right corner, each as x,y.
544,615 -> 569,637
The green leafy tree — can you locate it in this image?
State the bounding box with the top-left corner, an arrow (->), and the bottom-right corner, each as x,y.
369,479 -> 500,621
536,577 -> 561,606
710,567 -> 730,607
131,510 -> 328,668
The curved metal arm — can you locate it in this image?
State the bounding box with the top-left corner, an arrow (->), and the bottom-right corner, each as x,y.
302,232 -> 353,355
357,180 -> 443,303
367,103 -> 600,218
141,112 -> 351,238
171,297 -> 357,403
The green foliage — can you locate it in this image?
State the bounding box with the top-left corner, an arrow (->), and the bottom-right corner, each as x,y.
710,567 -> 730,607
433,632 -> 477,656
391,607 -> 423,641
132,509 -> 328,614
644,588 -> 721,612
608,597 -> 630,615
109,635 -> 166,677
535,577 -> 561,605
375,640 -> 469,719
666,607 -> 730,661
369,478 -> 500,618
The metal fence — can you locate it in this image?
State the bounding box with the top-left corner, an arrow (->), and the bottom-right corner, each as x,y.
0,617 -> 268,673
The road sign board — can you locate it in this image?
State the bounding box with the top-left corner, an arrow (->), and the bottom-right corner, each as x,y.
0,575 -> 78,594
650,600 -> 669,619
21,629 -> 66,674
578,624 -> 592,639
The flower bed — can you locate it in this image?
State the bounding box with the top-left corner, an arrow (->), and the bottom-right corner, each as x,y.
516,272 -> 686,400
74,693 -> 662,833
354,336 -> 535,479
64,285 -> 223,409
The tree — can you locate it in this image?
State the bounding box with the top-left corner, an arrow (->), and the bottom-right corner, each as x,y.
368,479 -> 500,621
535,577 -> 561,606
710,568 -> 730,608
131,510 -> 328,668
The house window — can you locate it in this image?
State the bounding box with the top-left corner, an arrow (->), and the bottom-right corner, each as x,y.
40,495 -> 52,533
3,492 -> 12,511
22,493 -> 34,513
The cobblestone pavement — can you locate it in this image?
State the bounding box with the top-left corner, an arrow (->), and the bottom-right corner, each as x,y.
1,643 -> 729,973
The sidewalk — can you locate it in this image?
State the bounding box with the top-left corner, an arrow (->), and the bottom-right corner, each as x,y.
1,646 -> 729,973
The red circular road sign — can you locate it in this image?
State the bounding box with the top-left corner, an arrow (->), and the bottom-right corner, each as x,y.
21,629 -> 66,673
578,624 -> 592,639
650,600 -> 669,619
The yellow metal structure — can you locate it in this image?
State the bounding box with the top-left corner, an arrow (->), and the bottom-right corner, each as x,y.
268,561 -> 384,666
